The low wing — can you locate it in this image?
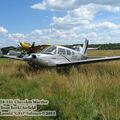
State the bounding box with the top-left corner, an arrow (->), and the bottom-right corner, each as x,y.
0,55 -> 24,61
1,46 -> 16,54
56,56 -> 120,67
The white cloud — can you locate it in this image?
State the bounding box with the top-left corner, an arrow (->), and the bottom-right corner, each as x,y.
110,30 -> 120,35
52,16 -> 90,30
71,4 -> 120,18
51,4 -> 120,30
70,6 -> 95,20
27,28 -> 99,45
0,27 -> 8,33
29,1 -> 120,44
31,2 -> 47,10
8,33 -> 26,41
87,21 -> 120,30
31,0 -> 120,11
76,0 -> 120,6
31,0 -> 77,11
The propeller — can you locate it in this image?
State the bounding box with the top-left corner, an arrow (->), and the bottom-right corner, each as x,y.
27,42 -> 36,55
31,42 -> 35,48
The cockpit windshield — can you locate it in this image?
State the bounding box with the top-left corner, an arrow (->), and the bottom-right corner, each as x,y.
41,46 -> 57,54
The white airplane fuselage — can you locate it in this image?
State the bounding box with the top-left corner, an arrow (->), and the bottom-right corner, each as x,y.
24,45 -> 86,67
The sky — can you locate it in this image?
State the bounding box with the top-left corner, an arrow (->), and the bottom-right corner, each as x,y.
0,0 -> 120,47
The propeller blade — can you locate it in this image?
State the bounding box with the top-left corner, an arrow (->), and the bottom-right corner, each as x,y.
31,42 -> 35,48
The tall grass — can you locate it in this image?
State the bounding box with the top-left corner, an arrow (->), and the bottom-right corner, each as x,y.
0,50 -> 120,120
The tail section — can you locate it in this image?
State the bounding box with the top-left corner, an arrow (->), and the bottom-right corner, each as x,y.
80,39 -> 89,55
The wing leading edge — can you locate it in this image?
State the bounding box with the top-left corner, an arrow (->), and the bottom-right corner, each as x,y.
0,55 -> 24,61
56,56 -> 120,67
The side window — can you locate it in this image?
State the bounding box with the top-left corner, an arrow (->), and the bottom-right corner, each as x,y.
52,49 -> 56,54
67,50 -> 71,55
72,51 -> 75,55
58,48 -> 66,55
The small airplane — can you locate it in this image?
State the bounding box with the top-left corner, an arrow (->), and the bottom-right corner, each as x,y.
0,41 -> 50,56
0,39 -> 120,68
18,41 -> 50,54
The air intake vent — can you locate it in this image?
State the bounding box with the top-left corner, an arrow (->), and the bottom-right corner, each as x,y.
32,54 -> 37,59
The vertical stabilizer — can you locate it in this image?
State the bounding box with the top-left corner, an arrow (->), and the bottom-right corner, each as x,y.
80,39 -> 89,55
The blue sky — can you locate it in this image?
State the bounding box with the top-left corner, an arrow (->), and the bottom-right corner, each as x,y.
0,0 -> 67,33
0,0 -> 120,46
0,0 -> 52,33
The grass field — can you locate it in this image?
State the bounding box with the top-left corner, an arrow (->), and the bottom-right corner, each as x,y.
0,50 -> 120,120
